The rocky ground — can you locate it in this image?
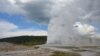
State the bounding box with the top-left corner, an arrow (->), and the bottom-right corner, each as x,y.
0,42 -> 100,56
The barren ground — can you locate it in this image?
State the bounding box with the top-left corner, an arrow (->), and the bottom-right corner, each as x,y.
1,42 -> 100,56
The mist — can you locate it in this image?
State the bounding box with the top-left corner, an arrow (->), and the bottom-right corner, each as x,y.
47,0 -> 100,46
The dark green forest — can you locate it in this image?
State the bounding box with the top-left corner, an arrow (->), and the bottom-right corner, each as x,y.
0,36 -> 47,46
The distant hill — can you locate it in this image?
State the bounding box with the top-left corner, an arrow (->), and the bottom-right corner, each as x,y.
0,36 -> 47,46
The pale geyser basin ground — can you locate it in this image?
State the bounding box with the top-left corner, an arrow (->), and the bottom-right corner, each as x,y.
0,42 -> 100,56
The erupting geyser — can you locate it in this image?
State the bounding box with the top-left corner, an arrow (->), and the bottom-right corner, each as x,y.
47,0 -> 100,46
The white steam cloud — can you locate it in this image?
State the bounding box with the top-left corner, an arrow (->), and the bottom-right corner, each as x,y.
74,22 -> 95,35
47,0 -> 100,44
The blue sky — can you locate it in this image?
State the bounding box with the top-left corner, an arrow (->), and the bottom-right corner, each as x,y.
0,13 -> 48,30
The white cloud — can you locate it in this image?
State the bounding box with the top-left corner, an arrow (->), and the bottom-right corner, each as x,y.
19,0 -> 32,3
74,22 -> 95,35
8,0 -> 16,4
3,30 -> 47,38
0,21 -> 47,38
0,20 -> 18,32
0,0 -> 53,24
0,0 -> 25,14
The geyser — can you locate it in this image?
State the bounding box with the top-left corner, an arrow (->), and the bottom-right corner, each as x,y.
47,0 -> 100,46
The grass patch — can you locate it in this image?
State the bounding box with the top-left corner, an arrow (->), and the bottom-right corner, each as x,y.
57,46 -> 79,49
34,46 -> 40,49
80,46 -> 100,48
51,51 -> 81,56
71,49 -> 89,52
